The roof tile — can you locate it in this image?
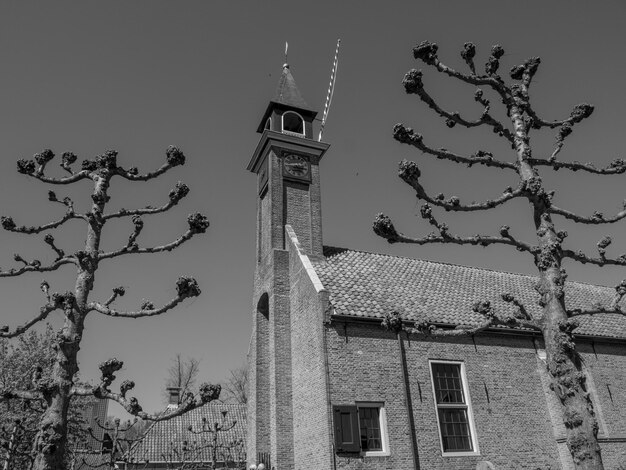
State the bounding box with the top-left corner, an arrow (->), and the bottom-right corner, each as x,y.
312,247 -> 626,340
126,402 -> 246,465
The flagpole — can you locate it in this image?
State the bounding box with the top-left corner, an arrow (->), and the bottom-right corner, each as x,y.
318,39 -> 341,142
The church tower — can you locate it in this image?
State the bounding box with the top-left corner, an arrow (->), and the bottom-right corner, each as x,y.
246,64 -> 330,469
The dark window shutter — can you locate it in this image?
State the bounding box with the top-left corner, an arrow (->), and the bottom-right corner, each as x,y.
333,405 -> 360,453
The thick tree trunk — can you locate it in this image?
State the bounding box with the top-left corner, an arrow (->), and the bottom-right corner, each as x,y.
31,333 -> 80,470
509,103 -> 604,469
541,289 -> 603,469
31,175 -> 106,470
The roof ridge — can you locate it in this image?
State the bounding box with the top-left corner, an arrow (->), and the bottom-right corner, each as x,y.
321,245 -> 613,290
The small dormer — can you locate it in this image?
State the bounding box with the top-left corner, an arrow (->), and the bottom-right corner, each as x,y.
256,64 -> 317,139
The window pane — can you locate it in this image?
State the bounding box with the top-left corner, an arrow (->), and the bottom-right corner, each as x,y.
432,363 -> 465,404
438,408 -> 472,452
358,407 -> 382,451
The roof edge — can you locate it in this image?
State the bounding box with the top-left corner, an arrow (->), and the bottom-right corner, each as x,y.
328,315 -> 626,344
286,224 -> 326,293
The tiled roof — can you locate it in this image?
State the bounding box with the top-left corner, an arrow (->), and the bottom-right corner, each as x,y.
74,452 -> 112,469
126,402 -> 246,465
313,247 -> 626,340
272,65 -> 311,111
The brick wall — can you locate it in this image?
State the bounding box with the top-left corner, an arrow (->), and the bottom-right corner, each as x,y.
284,181 -> 311,253
325,322 -> 626,470
287,226 -> 334,470
327,322 -> 570,470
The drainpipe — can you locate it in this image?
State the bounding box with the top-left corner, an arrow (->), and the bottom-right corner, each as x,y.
397,331 -> 420,470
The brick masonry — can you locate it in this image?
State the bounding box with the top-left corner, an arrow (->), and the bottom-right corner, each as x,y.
324,322 -> 626,470
246,92 -> 625,469
247,124 -> 329,469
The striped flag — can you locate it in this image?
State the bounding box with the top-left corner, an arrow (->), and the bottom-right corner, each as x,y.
318,39 -> 341,142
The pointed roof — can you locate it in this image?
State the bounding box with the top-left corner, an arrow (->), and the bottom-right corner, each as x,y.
257,63 -> 317,133
272,64 -> 310,110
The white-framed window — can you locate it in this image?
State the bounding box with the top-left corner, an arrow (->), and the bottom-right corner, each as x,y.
281,111 -> 305,136
332,402 -> 390,456
357,402 -> 390,456
429,360 -> 479,456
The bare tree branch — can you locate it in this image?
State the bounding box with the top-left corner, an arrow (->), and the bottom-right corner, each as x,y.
412,41 -> 507,90
382,301 -> 539,341
0,257 -> 76,278
0,303 -> 58,338
562,248 -> 626,267
402,69 -> 515,143
1,198 -> 84,235
528,156 -> 626,175
89,277 -> 200,319
104,182 -> 190,221
98,213 -> 208,261
164,355 -> 201,402
113,146 -> 187,182
500,293 -> 533,320
397,159 -> 522,211
549,204 -> 626,225
393,124 -> 517,171
568,280 -> 626,317
373,212 -> 536,254
29,171 -> 91,185
70,358 -> 221,423
104,286 -> 126,307
568,307 -> 626,317
43,234 -> 65,261
525,102 -> 595,129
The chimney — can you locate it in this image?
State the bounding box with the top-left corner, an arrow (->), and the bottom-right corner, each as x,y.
166,387 -> 181,409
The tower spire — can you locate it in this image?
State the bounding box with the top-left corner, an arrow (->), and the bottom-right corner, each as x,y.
272,62 -> 309,110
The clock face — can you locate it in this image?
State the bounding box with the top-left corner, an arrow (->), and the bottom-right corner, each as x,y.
283,154 -> 310,180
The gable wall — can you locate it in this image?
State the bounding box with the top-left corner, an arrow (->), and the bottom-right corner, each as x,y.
325,322 -> 625,470
287,228 -> 333,469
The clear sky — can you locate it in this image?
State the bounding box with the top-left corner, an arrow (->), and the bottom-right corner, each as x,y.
0,1 -> 625,416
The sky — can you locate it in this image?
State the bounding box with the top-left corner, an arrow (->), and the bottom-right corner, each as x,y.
0,1 -> 625,416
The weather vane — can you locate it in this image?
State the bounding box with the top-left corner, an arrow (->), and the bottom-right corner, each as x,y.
284,41 -> 289,67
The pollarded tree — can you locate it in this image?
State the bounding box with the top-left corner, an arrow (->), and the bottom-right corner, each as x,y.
0,147 -> 221,470
373,42 -> 626,469
1,324 -> 95,469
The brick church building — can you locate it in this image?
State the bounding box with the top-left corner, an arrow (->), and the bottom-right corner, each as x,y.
246,64 -> 626,469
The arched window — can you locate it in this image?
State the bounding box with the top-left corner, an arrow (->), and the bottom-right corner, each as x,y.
282,111 -> 305,136
265,117 -> 271,131
257,293 -> 269,320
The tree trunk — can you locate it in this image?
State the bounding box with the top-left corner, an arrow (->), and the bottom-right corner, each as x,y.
31,174 -> 106,470
30,320 -> 82,470
542,294 -> 603,469
510,102 -> 604,469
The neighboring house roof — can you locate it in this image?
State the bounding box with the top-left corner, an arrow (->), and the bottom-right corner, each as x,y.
313,247 -> 626,340
126,402 -> 246,465
73,451 -> 114,469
